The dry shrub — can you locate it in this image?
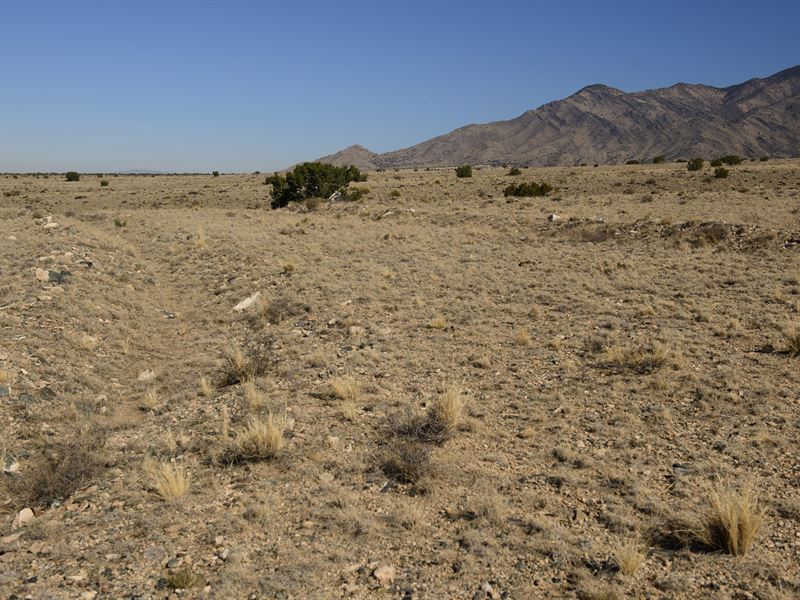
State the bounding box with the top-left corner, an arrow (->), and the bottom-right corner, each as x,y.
603,341 -> 669,373
613,542 -> 645,576
223,414 -> 285,463
11,430 -> 106,507
330,376 -> 361,402
166,567 -> 198,590
696,482 -> 764,556
379,438 -> 432,484
428,315 -> 448,329
199,376 -> 214,397
254,292 -> 309,325
515,328 -> 532,346
221,346 -> 269,386
782,323 -> 800,356
145,459 -> 191,501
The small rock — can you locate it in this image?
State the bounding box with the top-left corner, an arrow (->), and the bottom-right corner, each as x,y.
43,222 -> 59,229
373,564 -> 395,586
547,213 -> 561,222
0,385 -> 9,398
12,508 -> 34,529
481,582 -> 500,600
233,291 -> 261,312
35,268 -> 49,282
80,592 -> 98,600
137,369 -> 156,382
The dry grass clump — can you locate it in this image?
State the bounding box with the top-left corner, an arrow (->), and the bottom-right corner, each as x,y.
514,328 -> 532,346
11,431 -> 106,507
330,376 -> 361,402
782,323 -> 800,356
194,226 -> 205,249
331,376 -> 361,421
613,542 -> 646,576
223,414 -> 285,463
254,292 -> 309,325
463,487 -> 506,525
221,346 -> 269,386
428,383 -> 465,434
0,369 -> 7,384
428,315 -> 448,329
242,381 -> 266,412
695,482 -> 764,556
603,340 -> 669,373
199,375 -> 214,397
145,459 -> 191,501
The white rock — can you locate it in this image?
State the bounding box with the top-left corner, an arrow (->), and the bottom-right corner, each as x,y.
43,222 -> 59,229
233,291 -> 261,312
373,564 -> 395,585
35,268 -> 49,282
137,369 -> 156,382
12,507 -> 34,529
547,213 -> 561,222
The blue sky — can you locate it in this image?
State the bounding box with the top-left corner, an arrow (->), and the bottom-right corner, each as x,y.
2,0 -> 798,172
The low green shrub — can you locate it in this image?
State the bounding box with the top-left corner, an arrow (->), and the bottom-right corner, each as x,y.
65,171 -> 80,182
455,165 -> 472,178
687,158 -> 704,171
503,181 -> 553,197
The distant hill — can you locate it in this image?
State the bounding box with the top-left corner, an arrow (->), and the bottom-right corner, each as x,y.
318,65 -> 800,168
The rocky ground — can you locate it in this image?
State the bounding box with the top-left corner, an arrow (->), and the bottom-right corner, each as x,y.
1,161 -> 799,599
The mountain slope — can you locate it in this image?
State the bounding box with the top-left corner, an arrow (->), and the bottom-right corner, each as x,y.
318,65 -> 800,168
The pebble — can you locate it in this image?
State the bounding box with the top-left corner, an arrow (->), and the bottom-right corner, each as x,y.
35,268 -> 49,282
547,213 -> 561,222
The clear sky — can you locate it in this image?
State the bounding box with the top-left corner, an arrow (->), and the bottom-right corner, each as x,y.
2,0 -> 798,173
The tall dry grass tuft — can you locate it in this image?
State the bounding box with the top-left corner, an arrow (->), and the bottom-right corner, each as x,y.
226,414 -> 285,463
428,383 -> 465,433
696,482 -> 764,556
145,459 -> 191,501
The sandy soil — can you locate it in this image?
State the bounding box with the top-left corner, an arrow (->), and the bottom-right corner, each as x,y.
1,161 -> 799,599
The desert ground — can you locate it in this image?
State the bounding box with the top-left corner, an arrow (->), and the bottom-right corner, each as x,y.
1,161 -> 799,599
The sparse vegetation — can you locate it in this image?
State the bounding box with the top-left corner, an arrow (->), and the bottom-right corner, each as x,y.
65,171 -> 80,181
100,179 -> 109,187
507,167 -> 522,176
714,166 -> 729,178
212,170 -> 219,177
652,155 -> 665,164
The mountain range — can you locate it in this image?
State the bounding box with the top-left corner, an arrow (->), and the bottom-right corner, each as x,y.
318,65 -> 800,169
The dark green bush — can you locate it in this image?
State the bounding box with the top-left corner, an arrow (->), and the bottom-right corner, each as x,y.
714,167 -> 729,179
266,162 -> 364,209
687,158 -> 704,171
507,167 -> 522,176
65,171 -> 80,182
710,158 -> 723,167
100,180 -> 109,187
626,159 -> 640,165
719,155 -> 743,166
212,171 -> 220,177
759,156 -> 770,162
503,181 -> 553,197
455,165 -> 472,178
652,155 -> 665,164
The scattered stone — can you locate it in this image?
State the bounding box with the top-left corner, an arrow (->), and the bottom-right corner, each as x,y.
43,222 -> 59,229
547,213 -> 561,222
233,291 -> 261,312
137,369 -> 157,382
373,564 -> 395,586
35,268 -> 49,282
12,508 -> 35,529
477,582 -> 500,599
